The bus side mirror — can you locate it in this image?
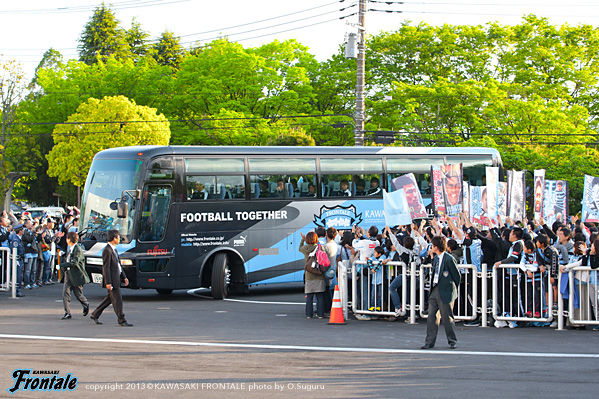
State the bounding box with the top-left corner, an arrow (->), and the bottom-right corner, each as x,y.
117,201 -> 128,218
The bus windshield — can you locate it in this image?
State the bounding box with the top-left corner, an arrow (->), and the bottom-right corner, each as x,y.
80,159 -> 142,242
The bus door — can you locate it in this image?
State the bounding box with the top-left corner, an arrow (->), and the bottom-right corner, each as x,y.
245,224 -> 300,285
137,184 -> 175,289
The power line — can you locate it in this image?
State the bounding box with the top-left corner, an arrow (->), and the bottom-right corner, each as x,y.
363,130 -> 598,137
0,1 -> 346,52
13,113 -> 353,127
0,0 -> 190,14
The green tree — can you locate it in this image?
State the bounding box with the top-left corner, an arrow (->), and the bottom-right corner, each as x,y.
126,18 -> 150,62
78,3 -> 128,65
151,30 -> 186,69
0,59 -> 34,210
47,95 -> 171,188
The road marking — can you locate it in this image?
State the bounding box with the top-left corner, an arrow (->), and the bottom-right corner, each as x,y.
186,289 -> 304,305
0,334 -> 598,359
224,298 -> 304,305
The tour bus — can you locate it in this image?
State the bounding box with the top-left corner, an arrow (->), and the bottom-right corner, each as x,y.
80,146 -> 502,299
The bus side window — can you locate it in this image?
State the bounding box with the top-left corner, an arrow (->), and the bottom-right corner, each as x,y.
187,176 -> 213,200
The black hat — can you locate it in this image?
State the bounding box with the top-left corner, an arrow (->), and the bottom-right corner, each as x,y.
466,226 -> 477,237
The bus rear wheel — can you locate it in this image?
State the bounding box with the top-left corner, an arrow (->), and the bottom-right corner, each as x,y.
211,253 -> 230,299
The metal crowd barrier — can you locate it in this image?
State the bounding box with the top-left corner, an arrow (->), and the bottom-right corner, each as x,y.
347,260 -> 598,331
0,247 -> 19,298
0,247 -> 9,292
492,264 -> 554,325
566,266 -> 599,328
351,260 -> 409,318
418,263 -> 479,322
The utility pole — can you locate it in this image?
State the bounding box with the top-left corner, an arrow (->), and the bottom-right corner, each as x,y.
354,0 -> 366,146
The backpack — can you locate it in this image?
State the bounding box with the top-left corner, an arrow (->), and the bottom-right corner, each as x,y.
305,244 -> 330,275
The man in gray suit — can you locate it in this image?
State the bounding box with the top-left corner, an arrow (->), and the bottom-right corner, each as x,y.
90,230 -> 133,326
421,235 -> 461,349
59,232 -> 90,320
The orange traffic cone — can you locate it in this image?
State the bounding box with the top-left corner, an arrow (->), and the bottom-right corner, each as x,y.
328,285 -> 347,325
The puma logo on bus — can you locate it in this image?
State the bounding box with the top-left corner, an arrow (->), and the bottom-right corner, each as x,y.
234,235 -> 247,247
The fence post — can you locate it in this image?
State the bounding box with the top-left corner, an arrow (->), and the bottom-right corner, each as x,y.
558,269 -> 567,331
481,263 -> 488,327
351,262 -> 357,316
11,247 -> 17,299
408,261 -> 417,324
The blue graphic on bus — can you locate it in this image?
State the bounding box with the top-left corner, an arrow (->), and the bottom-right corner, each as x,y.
313,205 -> 363,229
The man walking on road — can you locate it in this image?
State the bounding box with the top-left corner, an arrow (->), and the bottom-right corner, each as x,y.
421,235 -> 461,350
90,230 -> 133,327
59,232 -> 90,320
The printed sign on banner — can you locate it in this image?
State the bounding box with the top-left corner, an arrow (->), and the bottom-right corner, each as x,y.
470,186 -> 488,228
486,167 -> 498,222
582,175 -> 599,223
507,170 -> 526,222
441,163 -> 463,217
544,180 -> 568,226
431,165 -> 446,219
533,170 -> 545,221
463,181 -> 470,220
383,189 -> 412,226
390,173 -> 427,219
498,182 -> 507,220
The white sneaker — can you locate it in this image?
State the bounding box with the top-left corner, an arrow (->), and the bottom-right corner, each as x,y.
354,314 -> 371,321
394,308 -> 402,317
550,321 -> 558,328
508,321 -> 518,329
494,320 -> 508,328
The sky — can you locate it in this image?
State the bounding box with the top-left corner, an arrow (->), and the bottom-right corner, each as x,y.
2,0 -> 599,82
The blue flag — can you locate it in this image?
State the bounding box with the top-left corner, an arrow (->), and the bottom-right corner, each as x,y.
383,189 -> 412,226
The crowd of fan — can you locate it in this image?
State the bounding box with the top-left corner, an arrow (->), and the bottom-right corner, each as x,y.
302,213 -> 599,330
1,207 -> 80,297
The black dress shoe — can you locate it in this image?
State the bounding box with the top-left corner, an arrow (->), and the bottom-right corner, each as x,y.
118,321 -> 134,327
420,344 -> 434,349
449,343 -> 457,349
61,314 -> 72,320
90,315 -> 102,325
83,304 -> 89,316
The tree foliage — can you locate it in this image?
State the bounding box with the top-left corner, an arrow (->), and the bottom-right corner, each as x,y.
47,96 -> 171,187
151,30 -> 185,69
13,7 -> 599,215
78,3 -> 128,65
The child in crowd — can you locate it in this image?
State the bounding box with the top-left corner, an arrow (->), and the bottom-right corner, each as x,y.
522,240 -> 541,318
367,246 -> 386,311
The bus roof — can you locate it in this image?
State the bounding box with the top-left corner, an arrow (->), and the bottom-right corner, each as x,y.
94,145 -> 502,162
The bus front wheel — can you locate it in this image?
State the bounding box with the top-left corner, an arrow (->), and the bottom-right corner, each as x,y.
211,253 -> 230,299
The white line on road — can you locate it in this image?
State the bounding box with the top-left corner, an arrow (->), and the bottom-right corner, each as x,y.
186,288 -> 304,305
1,333 -> 598,359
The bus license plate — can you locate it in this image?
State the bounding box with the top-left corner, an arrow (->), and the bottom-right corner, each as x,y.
91,273 -> 103,284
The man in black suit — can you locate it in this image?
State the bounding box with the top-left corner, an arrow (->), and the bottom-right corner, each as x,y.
90,230 -> 133,326
421,235 -> 461,349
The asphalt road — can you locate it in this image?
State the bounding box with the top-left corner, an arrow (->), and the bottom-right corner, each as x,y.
1,282 -> 598,398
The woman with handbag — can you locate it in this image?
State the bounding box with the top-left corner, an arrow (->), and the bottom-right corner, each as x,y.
299,231 -> 326,319
324,227 -> 338,315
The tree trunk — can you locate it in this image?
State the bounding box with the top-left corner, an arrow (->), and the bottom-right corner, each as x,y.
2,172 -> 29,212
